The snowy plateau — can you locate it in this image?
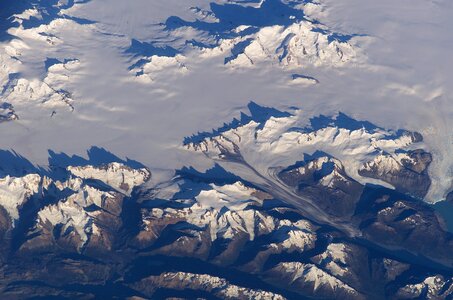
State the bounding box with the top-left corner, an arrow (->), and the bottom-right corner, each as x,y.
0,0 -> 453,299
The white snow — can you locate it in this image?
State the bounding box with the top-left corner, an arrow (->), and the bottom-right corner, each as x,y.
270,221 -> 317,252
275,261 -> 357,294
145,180 -> 317,243
0,174 -> 41,223
0,0 -> 452,202
398,275 -> 451,299
195,181 -> 261,210
0,160 -> 149,248
361,154 -> 402,175
315,243 -> 350,277
68,162 -> 150,195
148,271 -> 285,299
187,110 -> 418,192
149,181 -> 272,241
131,55 -> 188,83
37,184 -> 114,249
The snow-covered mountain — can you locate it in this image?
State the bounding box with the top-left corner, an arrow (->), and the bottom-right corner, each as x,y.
0,0 -> 453,299
0,106 -> 451,299
186,102 -> 430,202
128,0 -> 365,82
0,0 -> 89,119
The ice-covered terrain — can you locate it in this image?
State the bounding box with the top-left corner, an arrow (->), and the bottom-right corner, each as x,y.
1,0 -> 453,297
0,0 -> 452,202
0,137 -> 451,298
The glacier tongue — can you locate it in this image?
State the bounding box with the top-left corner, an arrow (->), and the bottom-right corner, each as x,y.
0,0 -> 452,298
0,0 -> 450,203
186,103 -> 428,198
0,143 -> 450,299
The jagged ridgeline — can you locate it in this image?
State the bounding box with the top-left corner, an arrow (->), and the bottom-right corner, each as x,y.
0,104 -> 451,299
127,0 -> 365,82
0,0 -> 366,124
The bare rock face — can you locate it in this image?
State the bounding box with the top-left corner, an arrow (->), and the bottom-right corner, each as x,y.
359,149 -> 432,198
266,262 -> 364,299
0,0 -> 450,297
0,107 -> 453,299
395,275 -> 453,300
0,205 -> 12,256
0,102 -> 17,122
0,174 -> 41,224
130,272 -> 286,300
0,162 -> 152,257
67,162 -> 151,195
127,0 -> 366,82
23,189 -> 127,254
354,187 -> 453,267
0,151 -> 452,299
279,156 -> 364,217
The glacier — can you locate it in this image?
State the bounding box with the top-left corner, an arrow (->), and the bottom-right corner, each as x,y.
0,0 -> 451,202
2,1 -> 453,298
